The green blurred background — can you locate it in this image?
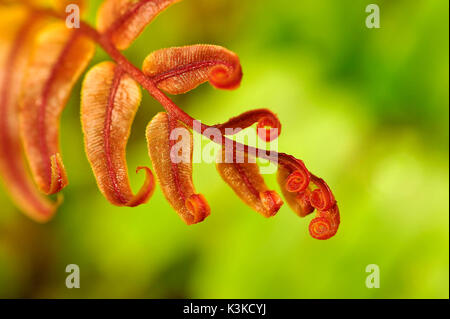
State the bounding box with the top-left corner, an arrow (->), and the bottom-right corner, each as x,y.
0,0 -> 448,298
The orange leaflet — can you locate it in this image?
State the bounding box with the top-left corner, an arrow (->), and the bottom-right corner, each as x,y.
309,204 -> 340,240
309,176 -> 336,212
0,6 -> 59,222
307,176 -> 339,240
97,0 -> 182,50
277,164 -> 313,217
19,22 -> 94,195
146,112 -> 210,225
217,151 -> 283,218
213,108 -> 281,142
81,62 -> 155,207
277,157 -> 340,239
142,44 -> 243,94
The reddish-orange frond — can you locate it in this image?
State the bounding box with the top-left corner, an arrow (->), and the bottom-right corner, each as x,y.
97,0 -> 182,50
217,151 -> 283,218
0,6 -> 60,222
1,0 -> 342,238
81,62 -> 155,207
146,112 -> 210,225
19,23 -> 94,195
142,44 -> 243,94
213,109 -> 281,142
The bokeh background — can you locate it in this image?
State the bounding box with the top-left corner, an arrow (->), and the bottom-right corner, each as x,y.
0,0 -> 448,298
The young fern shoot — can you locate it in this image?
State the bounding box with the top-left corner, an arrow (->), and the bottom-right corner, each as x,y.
0,0 -> 340,240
